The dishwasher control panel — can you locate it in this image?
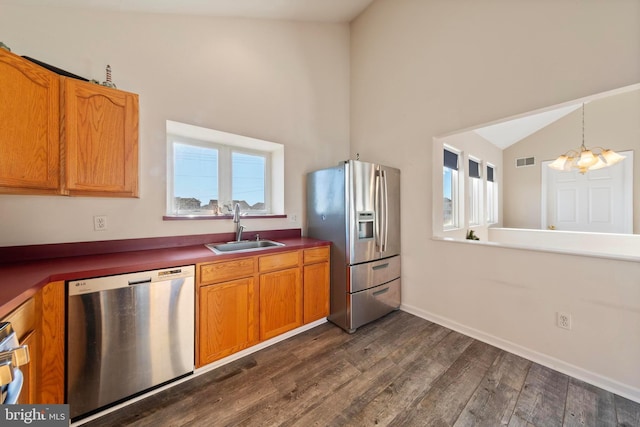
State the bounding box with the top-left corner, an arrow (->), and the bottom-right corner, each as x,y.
68,265 -> 195,295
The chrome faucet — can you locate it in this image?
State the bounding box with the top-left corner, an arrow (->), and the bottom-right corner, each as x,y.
233,203 -> 245,241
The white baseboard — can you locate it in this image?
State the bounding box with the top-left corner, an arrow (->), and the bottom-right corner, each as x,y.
400,303 -> 640,404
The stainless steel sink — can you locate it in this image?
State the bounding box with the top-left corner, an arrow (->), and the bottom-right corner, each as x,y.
205,240 -> 285,254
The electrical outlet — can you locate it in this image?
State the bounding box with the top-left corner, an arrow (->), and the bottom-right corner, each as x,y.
289,213 -> 297,222
94,215 -> 108,231
557,312 -> 572,330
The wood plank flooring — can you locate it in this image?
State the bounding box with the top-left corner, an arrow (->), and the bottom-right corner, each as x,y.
82,311 -> 640,427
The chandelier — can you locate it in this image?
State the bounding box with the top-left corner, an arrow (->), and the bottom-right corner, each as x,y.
548,103 -> 625,174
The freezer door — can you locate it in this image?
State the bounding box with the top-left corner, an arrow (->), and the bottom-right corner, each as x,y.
348,255 -> 401,293
348,278 -> 401,332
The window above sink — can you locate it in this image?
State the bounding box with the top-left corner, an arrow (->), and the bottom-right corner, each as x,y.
166,120 -> 284,218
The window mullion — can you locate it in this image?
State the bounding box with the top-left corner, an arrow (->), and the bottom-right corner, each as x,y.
219,146 -> 232,212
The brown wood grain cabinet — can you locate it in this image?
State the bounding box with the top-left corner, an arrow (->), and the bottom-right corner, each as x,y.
197,258 -> 259,367
0,49 -> 60,195
302,246 -> 330,324
196,245 -> 329,366
258,251 -> 303,341
259,265 -> 302,341
198,277 -> 259,366
0,49 -> 139,197
62,79 -> 138,197
37,281 -> 65,404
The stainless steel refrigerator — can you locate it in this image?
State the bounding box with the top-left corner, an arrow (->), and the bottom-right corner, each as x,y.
307,160 -> 400,333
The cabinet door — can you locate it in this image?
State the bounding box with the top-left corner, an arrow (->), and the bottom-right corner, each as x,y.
198,277 -> 258,367
259,267 -> 302,341
63,78 -> 138,197
0,50 -> 60,194
303,261 -> 330,324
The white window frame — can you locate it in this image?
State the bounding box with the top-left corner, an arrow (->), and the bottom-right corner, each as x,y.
468,156 -> 483,227
486,163 -> 498,225
443,145 -> 461,230
166,120 -> 284,217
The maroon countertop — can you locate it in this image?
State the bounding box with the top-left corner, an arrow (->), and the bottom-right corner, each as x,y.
0,230 -> 330,318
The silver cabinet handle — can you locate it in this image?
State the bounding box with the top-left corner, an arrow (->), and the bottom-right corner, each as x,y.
373,287 -> 389,296
372,263 -> 389,270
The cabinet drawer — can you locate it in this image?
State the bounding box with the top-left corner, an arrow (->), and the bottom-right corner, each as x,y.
199,257 -> 256,285
259,251 -> 299,272
348,255 -> 401,293
303,246 -> 330,264
350,278 -> 400,331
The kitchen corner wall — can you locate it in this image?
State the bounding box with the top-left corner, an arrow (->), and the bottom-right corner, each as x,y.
350,0 -> 640,401
0,4 -> 350,246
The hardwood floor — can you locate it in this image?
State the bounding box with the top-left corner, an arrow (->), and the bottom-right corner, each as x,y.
82,311 -> 640,427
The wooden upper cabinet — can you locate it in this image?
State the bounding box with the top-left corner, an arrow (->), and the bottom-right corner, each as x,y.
0,49 -> 60,194
0,51 -> 139,197
62,78 -> 139,197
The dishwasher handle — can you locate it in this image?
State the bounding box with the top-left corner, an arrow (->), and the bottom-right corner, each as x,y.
128,278 -> 152,286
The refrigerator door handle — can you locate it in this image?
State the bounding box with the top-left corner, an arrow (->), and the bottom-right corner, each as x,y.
381,169 -> 388,252
375,170 -> 381,251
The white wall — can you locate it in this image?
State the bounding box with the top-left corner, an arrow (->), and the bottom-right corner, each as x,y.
0,4 -> 350,246
351,0 -> 640,401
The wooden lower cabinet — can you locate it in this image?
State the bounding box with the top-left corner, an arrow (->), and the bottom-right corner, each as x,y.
259,267 -> 302,341
302,246 -> 330,324
196,244 -> 330,366
198,277 -> 259,366
38,281 -> 66,404
303,261 -> 330,324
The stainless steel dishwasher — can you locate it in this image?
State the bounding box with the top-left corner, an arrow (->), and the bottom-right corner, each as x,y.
67,265 -> 195,421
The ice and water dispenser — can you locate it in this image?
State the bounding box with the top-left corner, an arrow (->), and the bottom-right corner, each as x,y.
357,211 -> 375,239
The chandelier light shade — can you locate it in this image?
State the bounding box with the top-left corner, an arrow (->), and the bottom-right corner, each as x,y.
548,103 -> 626,174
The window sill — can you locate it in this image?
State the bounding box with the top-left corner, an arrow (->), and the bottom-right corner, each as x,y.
163,214 -> 287,221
